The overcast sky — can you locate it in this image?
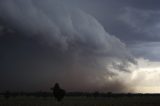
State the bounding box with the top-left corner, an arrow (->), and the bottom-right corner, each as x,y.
64,0 -> 160,61
0,0 -> 160,93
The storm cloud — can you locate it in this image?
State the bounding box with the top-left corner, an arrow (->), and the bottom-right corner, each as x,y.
0,0 -> 136,92
65,0 -> 160,44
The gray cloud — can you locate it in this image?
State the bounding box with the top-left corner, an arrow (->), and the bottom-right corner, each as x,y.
0,0 -> 135,92
120,7 -> 160,41
64,0 -> 160,43
123,0 -> 160,10
130,42 -> 160,61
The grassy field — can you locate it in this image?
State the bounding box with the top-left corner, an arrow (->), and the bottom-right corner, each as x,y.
0,96 -> 160,106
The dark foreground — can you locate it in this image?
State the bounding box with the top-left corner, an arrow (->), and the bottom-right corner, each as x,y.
1,95 -> 160,106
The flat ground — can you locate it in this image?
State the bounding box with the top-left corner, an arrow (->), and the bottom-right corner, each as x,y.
0,96 -> 160,106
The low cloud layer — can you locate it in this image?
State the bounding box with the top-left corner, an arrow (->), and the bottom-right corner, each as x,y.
0,0 -> 136,92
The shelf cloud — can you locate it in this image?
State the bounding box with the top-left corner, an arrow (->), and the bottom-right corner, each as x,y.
0,0 -> 136,92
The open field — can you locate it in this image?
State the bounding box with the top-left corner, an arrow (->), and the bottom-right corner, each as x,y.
1,95 -> 160,106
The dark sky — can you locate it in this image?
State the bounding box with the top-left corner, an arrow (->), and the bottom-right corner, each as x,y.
0,0 -> 160,93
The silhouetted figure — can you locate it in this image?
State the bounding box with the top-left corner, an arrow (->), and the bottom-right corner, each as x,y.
51,83 -> 66,102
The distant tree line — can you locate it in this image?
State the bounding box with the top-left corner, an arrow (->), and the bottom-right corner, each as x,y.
2,91 -> 160,99
1,83 -> 160,101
